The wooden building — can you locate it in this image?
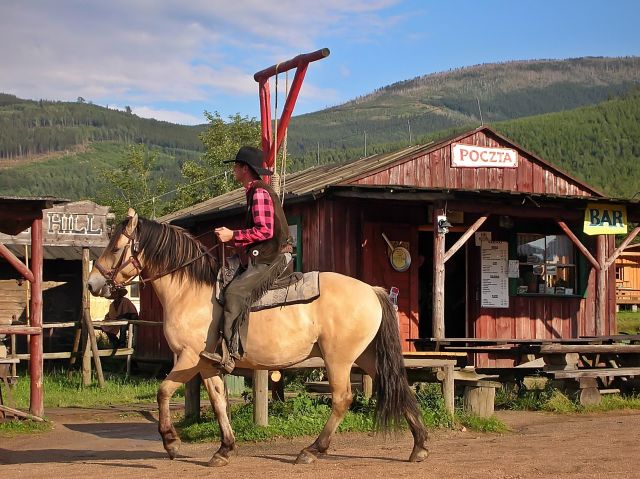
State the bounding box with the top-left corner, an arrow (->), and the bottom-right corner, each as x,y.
615,243 -> 640,310
145,126 -> 640,367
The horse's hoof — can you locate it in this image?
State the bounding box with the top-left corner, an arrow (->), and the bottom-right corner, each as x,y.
295,449 -> 317,465
165,439 -> 181,460
409,447 -> 429,462
208,454 -> 230,467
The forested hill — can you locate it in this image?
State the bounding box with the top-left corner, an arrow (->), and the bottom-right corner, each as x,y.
493,88 -> 640,198
0,93 -> 205,159
286,56 -> 640,157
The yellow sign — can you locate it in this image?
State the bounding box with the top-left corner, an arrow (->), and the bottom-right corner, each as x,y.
583,203 -> 627,235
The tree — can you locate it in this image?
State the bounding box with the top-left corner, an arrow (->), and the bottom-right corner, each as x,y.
125,105 -> 132,114
170,111 -> 261,210
95,144 -> 168,220
77,96 -> 85,103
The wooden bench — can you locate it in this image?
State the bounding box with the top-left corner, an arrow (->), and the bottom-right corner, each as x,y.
545,367 -> 640,405
456,378 -> 502,417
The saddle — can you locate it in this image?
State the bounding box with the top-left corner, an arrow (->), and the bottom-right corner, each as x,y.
216,254 -> 320,311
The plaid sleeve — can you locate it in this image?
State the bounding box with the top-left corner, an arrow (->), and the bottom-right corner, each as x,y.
232,188 -> 274,247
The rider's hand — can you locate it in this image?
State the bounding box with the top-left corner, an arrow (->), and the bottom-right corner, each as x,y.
214,227 -> 234,243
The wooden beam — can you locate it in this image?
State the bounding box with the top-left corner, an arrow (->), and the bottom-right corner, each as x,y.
596,236 -> 606,336
82,248 -> 104,388
0,242 -> 34,283
432,203 -> 446,339
444,214 -> 489,263
29,218 -> 44,418
556,220 -> 600,270
541,344 -> 640,354
0,326 -> 42,335
603,226 -> 640,271
0,404 -> 44,422
253,370 -> 269,426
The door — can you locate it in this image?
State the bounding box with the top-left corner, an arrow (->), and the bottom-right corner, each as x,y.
362,222 -> 418,351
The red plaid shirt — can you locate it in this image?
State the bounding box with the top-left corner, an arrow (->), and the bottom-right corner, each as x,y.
232,181 -> 275,247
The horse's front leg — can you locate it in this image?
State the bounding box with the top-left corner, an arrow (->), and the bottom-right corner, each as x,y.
202,375 -> 237,467
157,352 -> 200,459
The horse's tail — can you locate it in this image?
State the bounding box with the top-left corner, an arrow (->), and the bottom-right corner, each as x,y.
372,287 -> 427,440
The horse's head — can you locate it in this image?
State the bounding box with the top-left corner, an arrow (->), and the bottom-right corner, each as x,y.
88,208 -> 144,298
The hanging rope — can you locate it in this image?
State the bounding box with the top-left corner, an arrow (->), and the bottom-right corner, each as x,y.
271,64 -> 281,197
280,70 -> 289,206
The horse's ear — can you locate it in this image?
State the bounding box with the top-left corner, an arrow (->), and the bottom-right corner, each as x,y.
125,208 -> 138,236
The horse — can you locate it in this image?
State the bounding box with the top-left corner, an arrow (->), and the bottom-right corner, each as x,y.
87,209 -> 429,467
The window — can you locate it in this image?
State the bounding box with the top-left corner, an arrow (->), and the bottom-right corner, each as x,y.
515,233 -> 576,295
615,265 -> 624,282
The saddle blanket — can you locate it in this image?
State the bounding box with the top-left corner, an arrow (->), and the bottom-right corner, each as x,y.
250,270 -> 320,311
216,255 -> 320,311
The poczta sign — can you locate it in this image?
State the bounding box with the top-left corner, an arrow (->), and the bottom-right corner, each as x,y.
583,203 -> 627,235
451,143 -> 518,168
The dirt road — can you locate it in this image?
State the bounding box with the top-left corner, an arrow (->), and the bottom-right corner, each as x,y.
1,407 -> 639,479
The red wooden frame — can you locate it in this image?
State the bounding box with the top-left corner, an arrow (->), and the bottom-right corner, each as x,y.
254,48 -> 330,178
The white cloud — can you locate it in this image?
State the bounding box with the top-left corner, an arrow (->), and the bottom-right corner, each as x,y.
0,0 -> 403,119
131,106 -> 203,125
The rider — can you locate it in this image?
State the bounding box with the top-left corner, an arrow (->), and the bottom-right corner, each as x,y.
200,146 -> 290,373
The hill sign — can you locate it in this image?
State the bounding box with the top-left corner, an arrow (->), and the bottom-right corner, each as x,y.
451,143 -> 518,168
583,203 -> 627,235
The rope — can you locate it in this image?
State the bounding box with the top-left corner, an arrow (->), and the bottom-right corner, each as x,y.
272,64 -> 281,197
280,71 -> 289,206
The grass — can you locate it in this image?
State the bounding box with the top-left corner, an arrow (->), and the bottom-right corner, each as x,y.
11,369 -> 178,409
496,383 -> 640,414
0,419 -> 53,437
178,385 -> 505,443
617,310 -> 640,334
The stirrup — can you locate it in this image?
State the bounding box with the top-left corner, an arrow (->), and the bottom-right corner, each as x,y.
200,341 -> 235,373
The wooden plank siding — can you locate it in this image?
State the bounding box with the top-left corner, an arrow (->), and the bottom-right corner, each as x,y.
349,130 -> 595,197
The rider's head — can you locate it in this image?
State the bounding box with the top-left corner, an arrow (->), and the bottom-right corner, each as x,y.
225,146 -> 273,183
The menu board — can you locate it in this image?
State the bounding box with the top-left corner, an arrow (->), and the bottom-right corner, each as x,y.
481,241 -> 509,308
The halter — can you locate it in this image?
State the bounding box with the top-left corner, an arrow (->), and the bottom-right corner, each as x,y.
94,223 -> 220,291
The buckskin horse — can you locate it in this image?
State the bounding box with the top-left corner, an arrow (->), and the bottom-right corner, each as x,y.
87,209 -> 429,467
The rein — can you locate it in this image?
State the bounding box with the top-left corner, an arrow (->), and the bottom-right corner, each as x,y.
95,225 -> 220,290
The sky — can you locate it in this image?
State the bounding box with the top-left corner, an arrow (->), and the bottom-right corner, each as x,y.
1,0 -> 639,125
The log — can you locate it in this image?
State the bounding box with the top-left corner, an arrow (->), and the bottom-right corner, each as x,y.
463,383 -> 497,417
253,370 -> 269,426
0,404 -> 45,422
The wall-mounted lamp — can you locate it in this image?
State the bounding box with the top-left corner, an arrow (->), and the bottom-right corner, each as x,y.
437,215 -> 451,234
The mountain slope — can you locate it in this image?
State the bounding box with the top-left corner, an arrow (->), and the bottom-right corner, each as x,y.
287,56 -> 640,156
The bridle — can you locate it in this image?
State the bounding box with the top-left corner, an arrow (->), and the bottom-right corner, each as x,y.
94,227 -> 144,290
94,223 -> 220,291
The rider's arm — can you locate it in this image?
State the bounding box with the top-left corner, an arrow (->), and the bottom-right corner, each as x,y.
232,188 -> 274,247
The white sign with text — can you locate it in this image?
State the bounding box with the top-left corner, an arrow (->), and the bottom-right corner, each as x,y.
451,143 -> 518,168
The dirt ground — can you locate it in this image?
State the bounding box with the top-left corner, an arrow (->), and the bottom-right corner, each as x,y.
1,406 -> 639,479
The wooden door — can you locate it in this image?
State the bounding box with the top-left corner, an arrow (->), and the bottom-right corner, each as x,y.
362,222 -> 419,351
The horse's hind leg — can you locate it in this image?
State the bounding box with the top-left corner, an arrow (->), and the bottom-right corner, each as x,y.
295,361 -> 353,464
157,352 -> 200,459
202,375 -> 237,467
356,344 -> 429,462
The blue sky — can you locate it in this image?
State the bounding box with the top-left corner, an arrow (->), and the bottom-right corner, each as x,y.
1,0 -> 638,125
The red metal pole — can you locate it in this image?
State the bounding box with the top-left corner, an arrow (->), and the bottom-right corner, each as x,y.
29,217 -> 44,417
0,242 -> 35,283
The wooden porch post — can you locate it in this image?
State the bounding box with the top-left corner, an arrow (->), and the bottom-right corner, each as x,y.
432,203 -> 445,339
595,235 -> 606,336
29,218 -> 44,418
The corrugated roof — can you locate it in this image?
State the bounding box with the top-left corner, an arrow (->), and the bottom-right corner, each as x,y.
160,143 -> 428,223
2,244 -> 104,261
160,126 -> 605,224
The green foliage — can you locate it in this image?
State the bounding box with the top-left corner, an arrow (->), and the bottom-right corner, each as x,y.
11,370 -> 176,409
0,94 -> 204,159
0,419 -> 52,437
617,311 -> 640,334
493,88 -> 640,198
95,144 -> 169,219
170,111 -> 261,210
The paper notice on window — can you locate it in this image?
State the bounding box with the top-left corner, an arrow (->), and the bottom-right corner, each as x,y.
481,241 -> 509,308
508,260 -> 520,278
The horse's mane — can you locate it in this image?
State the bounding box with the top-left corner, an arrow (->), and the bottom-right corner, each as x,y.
108,217 -> 218,285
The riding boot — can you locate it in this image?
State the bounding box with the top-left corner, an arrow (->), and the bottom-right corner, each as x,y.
200,338 -> 235,374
